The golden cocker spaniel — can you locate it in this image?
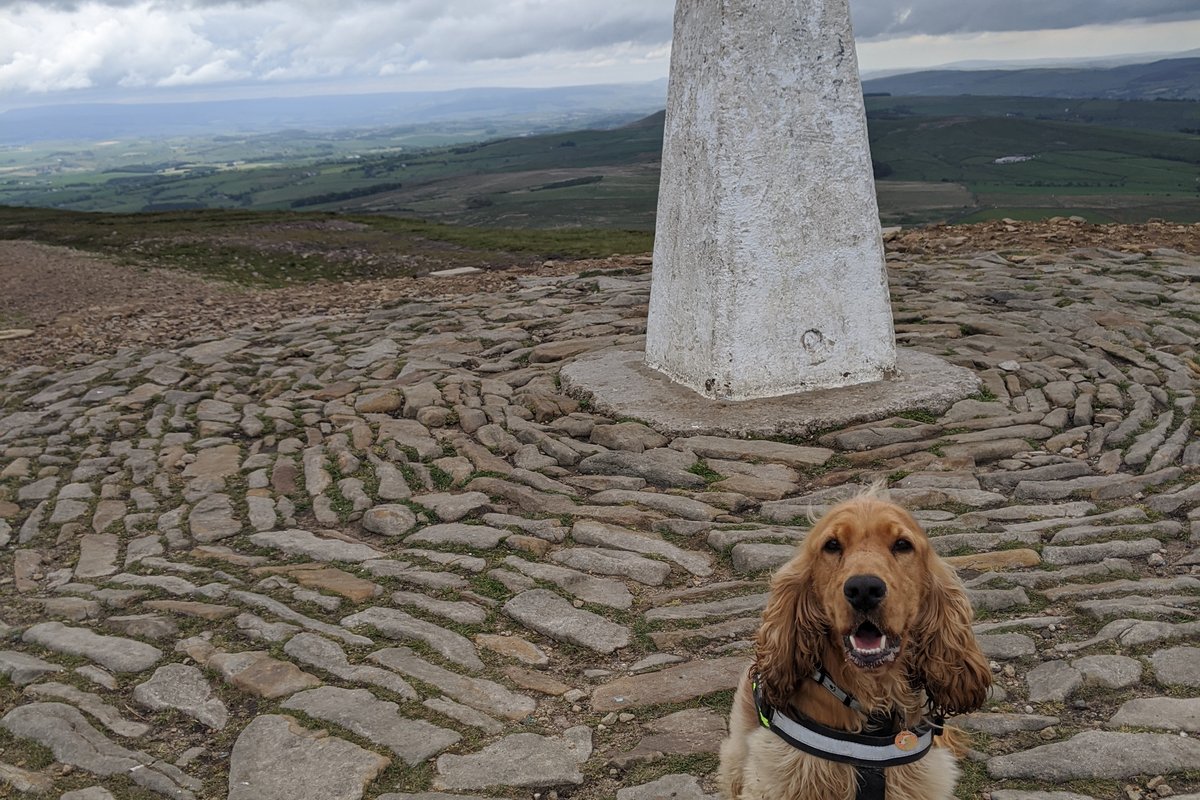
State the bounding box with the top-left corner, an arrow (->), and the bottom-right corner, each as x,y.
718,491 -> 990,800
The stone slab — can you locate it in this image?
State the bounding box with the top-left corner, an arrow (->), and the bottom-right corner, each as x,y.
22,622 -> 161,673
988,730 -> 1200,780
592,656 -> 748,712
1,702 -> 200,799
503,589 -> 631,654
283,687 -> 460,765
561,348 -> 980,438
227,714 -> 389,800
434,726 -> 591,790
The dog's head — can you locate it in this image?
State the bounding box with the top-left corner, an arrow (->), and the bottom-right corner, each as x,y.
755,490 -> 990,716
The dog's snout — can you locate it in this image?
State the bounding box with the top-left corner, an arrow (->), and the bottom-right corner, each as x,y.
843,575 -> 887,612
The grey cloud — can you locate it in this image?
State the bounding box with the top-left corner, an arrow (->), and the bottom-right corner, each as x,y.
3,0 -> 1198,41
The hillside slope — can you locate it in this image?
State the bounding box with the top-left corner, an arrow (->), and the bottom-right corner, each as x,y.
864,57 -> 1200,101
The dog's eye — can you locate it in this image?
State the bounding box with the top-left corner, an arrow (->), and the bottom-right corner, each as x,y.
892,539 -> 913,554
823,539 -> 842,554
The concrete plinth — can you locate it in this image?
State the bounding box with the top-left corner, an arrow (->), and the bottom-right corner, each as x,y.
646,0 -> 895,401
561,349 -> 980,440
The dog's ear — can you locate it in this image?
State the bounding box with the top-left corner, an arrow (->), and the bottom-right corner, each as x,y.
909,556 -> 991,716
755,548 -> 827,709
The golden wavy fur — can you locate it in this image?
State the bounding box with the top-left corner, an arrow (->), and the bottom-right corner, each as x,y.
718,490 -> 990,800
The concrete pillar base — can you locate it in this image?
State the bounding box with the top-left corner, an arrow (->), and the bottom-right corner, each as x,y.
561,348 -> 981,439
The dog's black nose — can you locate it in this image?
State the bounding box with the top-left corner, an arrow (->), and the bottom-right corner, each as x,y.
844,575 -> 887,612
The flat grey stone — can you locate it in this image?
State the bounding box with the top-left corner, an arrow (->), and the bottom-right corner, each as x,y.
379,794 -> 487,800
0,650 -> 64,685
249,529 -> 384,562
561,348 -> 979,439
1151,646 -> 1200,687
1042,576 -> 1200,602
23,622 -> 161,673
968,587 -> 1029,612
1108,697 -> 1200,732
502,556 -> 632,610
23,681 -> 150,738
362,560 -> 468,591
977,633 -> 1037,660
503,589 -> 631,654
61,789 -> 118,800
572,519 -> 712,576
391,592 -> 487,625
406,523 -> 508,550
731,542 -> 796,573
1043,538 -> 1162,565
617,774 -> 717,800
1027,660 -> 1083,703
105,613 -> 178,641
952,713 -> 1059,735
1056,619 -> 1200,653
644,593 -> 768,622
588,489 -> 723,522
1048,520 -> 1183,545
0,702 -> 200,799
434,726 -> 591,790
369,647 -> 536,720
109,572 -> 197,596
1073,655 -> 1142,689
422,696 -> 504,735
988,730 -> 1200,780
577,449 -> 707,489
227,714 -> 389,800
1079,593 -> 1200,619
341,607 -> 483,671
283,633 -> 416,700
0,761 -> 53,794
412,492 -> 493,522
229,591 -> 372,647
990,793 -> 1099,800
283,687 -> 460,765
75,534 -> 119,579
550,547 -> 672,586
182,337 -> 249,365
133,663 -> 228,730
188,494 -> 241,542
592,657 -> 747,712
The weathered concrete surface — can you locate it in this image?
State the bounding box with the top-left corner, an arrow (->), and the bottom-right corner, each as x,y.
645,0 -> 896,400
562,348 -> 979,438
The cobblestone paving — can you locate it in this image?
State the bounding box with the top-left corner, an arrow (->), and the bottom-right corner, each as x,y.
2,241 -> 1199,800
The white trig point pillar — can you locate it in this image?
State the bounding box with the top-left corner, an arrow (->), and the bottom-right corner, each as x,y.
645,0 -> 898,401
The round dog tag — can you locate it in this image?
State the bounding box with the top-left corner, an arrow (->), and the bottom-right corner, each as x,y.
894,731 -> 919,752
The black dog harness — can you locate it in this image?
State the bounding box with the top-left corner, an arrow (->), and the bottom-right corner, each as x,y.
752,671 -> 943,800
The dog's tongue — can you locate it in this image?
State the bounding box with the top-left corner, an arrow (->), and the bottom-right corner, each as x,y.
852,622 -> 884,652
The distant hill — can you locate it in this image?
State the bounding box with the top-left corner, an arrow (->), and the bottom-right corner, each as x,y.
0,81 -> 669,145
864,57 -> 1200,101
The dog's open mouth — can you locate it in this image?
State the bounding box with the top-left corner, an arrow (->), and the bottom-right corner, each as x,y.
843,621 -> 900,669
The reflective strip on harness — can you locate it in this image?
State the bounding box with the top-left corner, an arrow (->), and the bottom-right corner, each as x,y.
762,707 -> 934,767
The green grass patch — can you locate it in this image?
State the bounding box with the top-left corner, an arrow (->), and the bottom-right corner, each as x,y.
688,460 -> 723,485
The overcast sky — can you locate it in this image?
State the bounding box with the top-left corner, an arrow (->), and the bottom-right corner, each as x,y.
1,0 -> 1198,107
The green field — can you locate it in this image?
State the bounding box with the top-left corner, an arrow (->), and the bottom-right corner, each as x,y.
2,97 -> 1199,227
868,115 -> 1200,223
864,95 -> 1200,134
